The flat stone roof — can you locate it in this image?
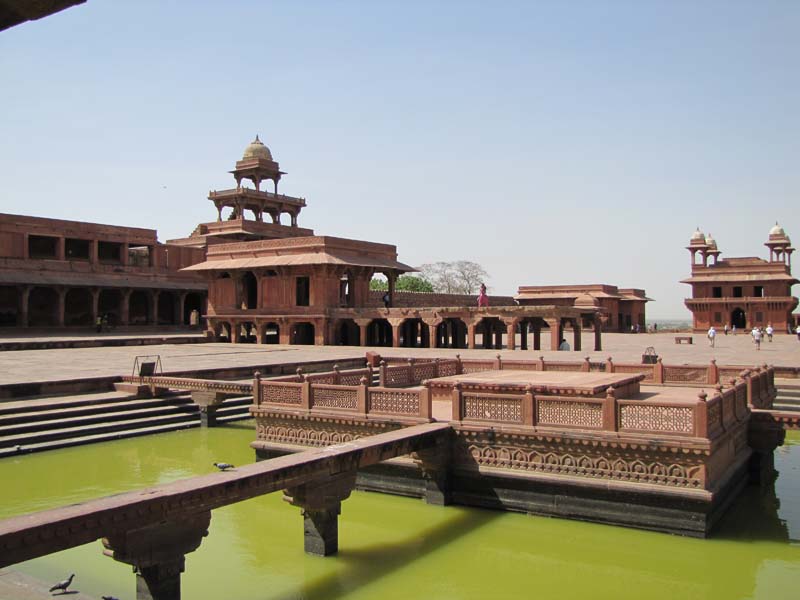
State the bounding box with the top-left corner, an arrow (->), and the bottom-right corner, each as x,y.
430,370 -> 642,396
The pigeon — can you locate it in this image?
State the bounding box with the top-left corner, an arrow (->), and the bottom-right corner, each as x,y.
214,462 -> 234,471
49,573 -> 75,594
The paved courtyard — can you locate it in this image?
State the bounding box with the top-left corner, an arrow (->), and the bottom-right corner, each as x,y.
0,332 -> 797,386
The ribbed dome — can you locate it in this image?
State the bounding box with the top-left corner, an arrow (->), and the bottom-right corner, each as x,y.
705,234 -> 717,249
242,135 -> 273,161
690,228 -> 706,244
574,293 -> 600,308
769,222 -> 785,237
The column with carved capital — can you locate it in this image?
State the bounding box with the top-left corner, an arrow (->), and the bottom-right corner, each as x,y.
283,471 -> 356,556
103,510 -> 211,600
546,318 -> 560,351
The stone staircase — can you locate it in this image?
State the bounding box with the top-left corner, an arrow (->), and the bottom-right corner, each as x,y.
774,379 -> 800,412
0,389 -> 253,458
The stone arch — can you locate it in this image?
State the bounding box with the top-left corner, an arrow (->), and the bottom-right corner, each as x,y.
28,287 -> 59,327
261,321 -> 280,344
64,288 -> 92,326
335,318 -> 360,346
291,322 -> 315,345
129,290 -> 150,325
242,271 -> 258,310
435,318 -> 467,348
215,321 -> 232,342
0,285 -> 18,326
183,292 -> 204,325
399,318 -> 425,348
98,289 -> 122,325
339,270 -> 356,307
731,307 -> 746,330
157,291 -> 177,325
476,316 -> 505,349
366,318 -> 392,346
239,321 -> 257,343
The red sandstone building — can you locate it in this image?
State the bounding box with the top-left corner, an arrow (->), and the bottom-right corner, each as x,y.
0,214 -> 206,328
184,139 -> 605,351
682,225 -> 798,332
515,284 -> 649,332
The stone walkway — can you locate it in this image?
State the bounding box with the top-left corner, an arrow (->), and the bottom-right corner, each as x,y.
0,332 -> 797,386
0,569 -> 98,599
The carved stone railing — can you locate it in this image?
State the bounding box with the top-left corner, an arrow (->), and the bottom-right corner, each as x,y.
379,359 -> 461,388
451,381 -> 751,439
120,375 -> 252,396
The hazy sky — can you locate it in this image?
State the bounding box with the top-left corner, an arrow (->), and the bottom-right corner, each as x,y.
1,1 -> 797,318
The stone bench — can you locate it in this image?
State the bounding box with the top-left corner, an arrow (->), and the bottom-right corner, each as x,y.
674,336 -> 693,345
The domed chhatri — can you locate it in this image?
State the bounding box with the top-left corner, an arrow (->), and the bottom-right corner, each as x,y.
690,228 -> 706,245
769,222 -> 785,237
242,135 -> 273,162
573,293 -> 600,308
704,234 -> 717,250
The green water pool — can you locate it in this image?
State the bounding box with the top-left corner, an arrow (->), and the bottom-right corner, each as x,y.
1,424 -> 798,599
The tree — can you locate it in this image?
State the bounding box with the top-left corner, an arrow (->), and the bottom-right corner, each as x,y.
369,275 -> 434,293
418,261 -> 489,295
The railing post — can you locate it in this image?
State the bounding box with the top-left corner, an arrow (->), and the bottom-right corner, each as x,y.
455,353 -> 463,375
420,380 -> 432,420
366,364 -> 373,387
358,376 -> 368,414
523,385 -> 535,426
451,383 -> 463,421
654,358 -> 664,384
715,384 -> 726,432
603,387 -> 618,431
694,390 -> 708,438
708,359 -> 719,385
582,356 -> 591,372
302,381 -> 312,410
333,364 -> 341,385
606,356 -> 614,373
379,360 -> 387,387
538,355 -> 546,371
253,371 -> 262,406
495,353 -> 502,370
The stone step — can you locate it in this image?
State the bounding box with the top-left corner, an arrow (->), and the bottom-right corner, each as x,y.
0,411 -> 200,449
0,396 -> 194,426
773,403 -> 800,413
773,397 -> 800,407
0,402 -> 198,437
0,420 -> 203,458
0,390 -> 138,416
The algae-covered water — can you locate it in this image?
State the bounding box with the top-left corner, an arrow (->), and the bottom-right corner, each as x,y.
1,423 -> 798,600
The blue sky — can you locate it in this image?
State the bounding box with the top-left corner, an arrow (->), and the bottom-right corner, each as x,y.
1,1 -> 797,318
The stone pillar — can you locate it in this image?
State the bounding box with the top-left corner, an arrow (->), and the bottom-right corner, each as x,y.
230,322 -> 240,344
413,434 -> 453,506
593,316 -> 602,351
494,326 -> 503,349
103,511 -> 211,600
121,243 -> 130,266
121,290 -> 131,325
56,287 -> 66,327
151,291 -> 160,326
87,288 -> 99,326
425,321 -> 438,349
355,319 -> 370,346
279,320 -> 291,345
192,391 -> 225,427
573,321 -> 581,352
178,293 -> 187,325
506,319 -> 517,351
467,322 -> 476,349
520,321 -> 528,350
56,237 -> 65,261
533,325 -> 541,350
546,318 -> 560,351
283,471 -> 357,556
387,272 -> 396,307
19,286 -> 30,327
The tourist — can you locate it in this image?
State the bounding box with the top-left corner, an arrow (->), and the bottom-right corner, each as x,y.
707,326 -> 716,348
95,315 -> 102,333
382,291 -> 390,309
732,324 -> 737,335
477,283 -> 489,308
634,323 -> 640,334
724,324 -> 729,336
766,324 -> 773,342
752,326 -> 762,350
558,338 -> 570,351
653,323 -> 658,332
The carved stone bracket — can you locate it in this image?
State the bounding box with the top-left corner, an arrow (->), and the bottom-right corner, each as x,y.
102,510 -> 211,600
283,471 -> 357,556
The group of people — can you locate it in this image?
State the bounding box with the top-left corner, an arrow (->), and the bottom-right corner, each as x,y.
94,313 -> 111,333
707,323 -> 793,350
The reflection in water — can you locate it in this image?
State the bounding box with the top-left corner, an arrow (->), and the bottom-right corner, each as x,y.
0,426 -> 798,600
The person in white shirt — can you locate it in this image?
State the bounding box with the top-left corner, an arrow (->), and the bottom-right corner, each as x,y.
752,327 -> 762,350
558,338 -> 570,351
766,324 -> 773,342
707,326 -> 716,348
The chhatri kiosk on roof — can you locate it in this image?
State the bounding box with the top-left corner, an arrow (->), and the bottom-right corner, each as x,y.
682,224 -> 798,332
178,137 -> 606,349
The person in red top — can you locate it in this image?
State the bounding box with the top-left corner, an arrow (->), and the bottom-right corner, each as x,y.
477,283 -> 489,307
